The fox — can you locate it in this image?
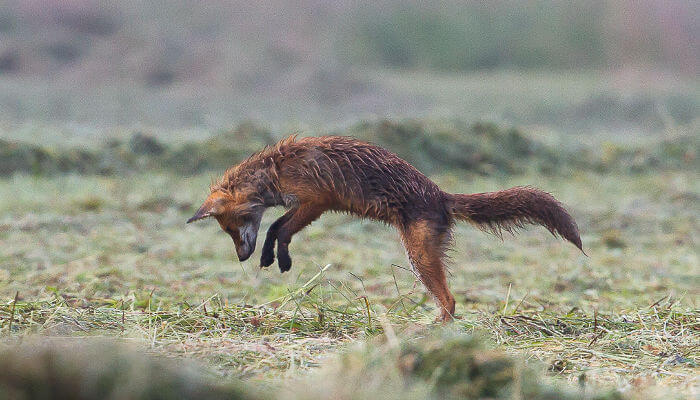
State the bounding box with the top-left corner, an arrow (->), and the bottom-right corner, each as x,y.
187,135 -> 584,321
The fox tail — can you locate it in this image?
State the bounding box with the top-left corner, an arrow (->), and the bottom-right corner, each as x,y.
448,186 -> 584,254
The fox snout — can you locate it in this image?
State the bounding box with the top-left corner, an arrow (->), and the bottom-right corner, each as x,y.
233,222 -> 259,261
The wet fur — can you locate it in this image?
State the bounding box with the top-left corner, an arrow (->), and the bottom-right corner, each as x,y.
197,135 -> 584,321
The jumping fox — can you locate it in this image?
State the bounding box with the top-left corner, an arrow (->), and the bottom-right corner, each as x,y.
187,136 -> 584,321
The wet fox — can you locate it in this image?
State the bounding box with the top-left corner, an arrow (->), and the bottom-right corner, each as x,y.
187,136 -> 584,321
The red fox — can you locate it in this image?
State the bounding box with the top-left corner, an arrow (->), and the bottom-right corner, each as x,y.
187,135 -> 583,321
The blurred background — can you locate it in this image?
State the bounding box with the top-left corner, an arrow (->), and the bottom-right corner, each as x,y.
0,0 -> 697,136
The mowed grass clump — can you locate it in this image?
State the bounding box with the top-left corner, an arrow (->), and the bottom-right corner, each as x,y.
0,120 -> 696,176
0,122 -> 276,176
345,120 -> 557,174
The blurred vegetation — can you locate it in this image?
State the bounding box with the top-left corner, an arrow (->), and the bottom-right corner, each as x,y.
0,1 -> 694,79
0,332 -> 627,400
0,340 -> 263,400
0,120 -> 696,177
345,2 -> 609,70
0,1 -> 696,127
297,330 -> 627,400
346,0 -> 695,72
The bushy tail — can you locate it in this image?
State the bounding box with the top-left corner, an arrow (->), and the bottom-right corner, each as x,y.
448,186 -> 584,253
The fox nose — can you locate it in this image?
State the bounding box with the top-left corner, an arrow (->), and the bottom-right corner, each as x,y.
235,230 -> 256,261
232,219 -> 260,262
236,243 -> 253,261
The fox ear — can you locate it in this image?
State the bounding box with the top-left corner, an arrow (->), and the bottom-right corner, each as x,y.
186,192 -> 231,223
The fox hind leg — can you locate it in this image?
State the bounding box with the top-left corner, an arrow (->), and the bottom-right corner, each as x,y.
400,220 -> 455,322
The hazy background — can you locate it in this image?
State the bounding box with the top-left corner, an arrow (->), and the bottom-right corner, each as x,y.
0,0 -> 697,136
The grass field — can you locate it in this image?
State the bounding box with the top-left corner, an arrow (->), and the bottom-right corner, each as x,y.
0,62 -> 698,399
1,154 -> 697,397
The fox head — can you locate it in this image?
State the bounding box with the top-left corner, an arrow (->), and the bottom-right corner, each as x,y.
187,189 -> 264,262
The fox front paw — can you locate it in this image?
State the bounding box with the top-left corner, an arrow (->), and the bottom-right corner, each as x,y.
260,249 -> 275,268
277,251 -> 292,273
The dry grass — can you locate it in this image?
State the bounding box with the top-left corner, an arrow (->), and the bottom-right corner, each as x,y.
2,295 -> 695,398
480,304 -> 698,391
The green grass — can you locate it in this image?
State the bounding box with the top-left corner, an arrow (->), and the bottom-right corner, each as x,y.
1,165 -> 697,397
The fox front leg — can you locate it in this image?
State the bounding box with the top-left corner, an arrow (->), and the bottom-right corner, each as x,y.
260,210 -> 296,268
274,203 -> 325,273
